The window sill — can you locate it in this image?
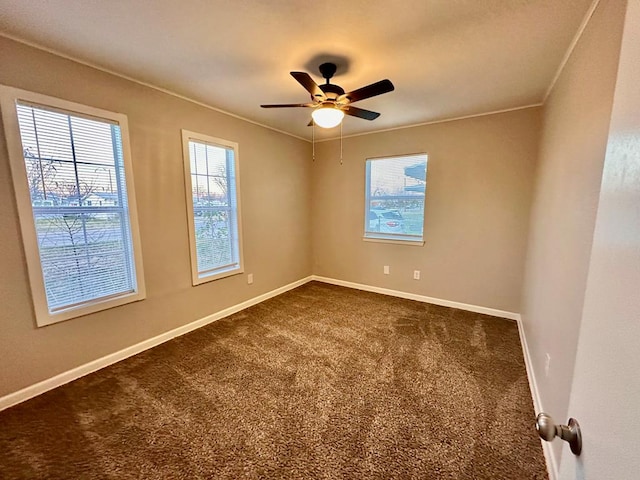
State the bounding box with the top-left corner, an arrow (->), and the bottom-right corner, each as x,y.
37,290 -> 146,327
193,265 -> 244,286
362,236 -> 425,247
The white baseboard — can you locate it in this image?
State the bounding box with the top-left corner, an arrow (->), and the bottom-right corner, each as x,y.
516,314 -> 558,480
311,275 -> 520,320
0,276 -> 313,412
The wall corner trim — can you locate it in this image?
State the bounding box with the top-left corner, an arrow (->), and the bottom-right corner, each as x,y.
543,0 -> 602,103
0,276 -> 313,413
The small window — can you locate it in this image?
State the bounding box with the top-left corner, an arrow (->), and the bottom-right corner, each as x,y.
364,153 -> 428,244
0,86 -> 146,326
182,130 -> 243,285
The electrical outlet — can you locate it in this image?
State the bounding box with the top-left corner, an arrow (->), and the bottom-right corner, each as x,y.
413,270 -> 421,280
383,265 -> 390,275
545,353 -> 551,376
247,273 -> 254,285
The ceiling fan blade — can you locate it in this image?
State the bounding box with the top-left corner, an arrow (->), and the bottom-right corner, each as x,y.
260,103 -> 316,108
343,105 -> 381,121
290,72 -> 326,100
338,79 -> 395,104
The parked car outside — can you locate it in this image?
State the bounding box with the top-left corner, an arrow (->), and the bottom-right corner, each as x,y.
368,209 -> 405,234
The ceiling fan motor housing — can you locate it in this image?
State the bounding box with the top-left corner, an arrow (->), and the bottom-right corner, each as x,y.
319,83 -> 345,101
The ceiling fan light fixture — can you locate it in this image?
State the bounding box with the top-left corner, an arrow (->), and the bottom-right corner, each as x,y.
311,105 -> 344,128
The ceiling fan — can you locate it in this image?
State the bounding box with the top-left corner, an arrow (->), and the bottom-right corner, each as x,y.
261,62 -> 395,128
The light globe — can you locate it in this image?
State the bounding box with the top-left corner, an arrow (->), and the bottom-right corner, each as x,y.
311,106 -> 344,128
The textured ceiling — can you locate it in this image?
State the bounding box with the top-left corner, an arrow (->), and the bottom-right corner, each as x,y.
0,0 -> 593,140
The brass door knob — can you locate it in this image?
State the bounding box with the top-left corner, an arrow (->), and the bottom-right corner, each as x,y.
536,412 -> 582,455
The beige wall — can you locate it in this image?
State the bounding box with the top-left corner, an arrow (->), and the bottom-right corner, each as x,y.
520,0 -> 626,468
0,37 -> 312,397
311,107 -> 541,313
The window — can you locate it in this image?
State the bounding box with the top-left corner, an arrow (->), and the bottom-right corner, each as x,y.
364,154 -> 428,244
1,86 -> 145,326
182,130 -> 243,285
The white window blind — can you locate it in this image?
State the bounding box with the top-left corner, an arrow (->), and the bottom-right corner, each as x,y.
183,131 -> 243,284
15,102 -> 139,315
364,154 -> 428,243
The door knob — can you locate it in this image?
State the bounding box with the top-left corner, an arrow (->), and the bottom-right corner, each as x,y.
536,412 -> 582,455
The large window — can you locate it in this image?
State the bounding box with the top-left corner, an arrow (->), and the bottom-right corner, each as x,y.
1,86 -> 145,326
364,154 -> 428,244
182,130 -> 243,285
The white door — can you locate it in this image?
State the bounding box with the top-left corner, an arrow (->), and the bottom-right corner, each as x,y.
559,1 -> 640,478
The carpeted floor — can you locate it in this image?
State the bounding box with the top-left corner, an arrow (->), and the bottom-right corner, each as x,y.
0,282 -> 547,479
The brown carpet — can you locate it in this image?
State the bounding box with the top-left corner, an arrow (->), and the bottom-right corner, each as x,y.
0,282 -> 547,479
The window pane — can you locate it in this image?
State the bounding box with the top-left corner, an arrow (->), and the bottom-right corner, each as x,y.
185,136 -> 241,282
35,212 -> 133,311
19,108 -> 75,164
16,102 -> 138,314
194,209 -> 233,273
192,174 -> 209,203
70,116 -> 117,166
365,154 -> 428,241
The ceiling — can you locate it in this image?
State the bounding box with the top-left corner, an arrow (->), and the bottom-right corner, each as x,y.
0,0 -> 594,140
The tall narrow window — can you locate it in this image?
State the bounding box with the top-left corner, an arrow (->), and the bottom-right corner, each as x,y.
364,154 -> 428,244
1,87 -> 145,326
182,130 -> 243,285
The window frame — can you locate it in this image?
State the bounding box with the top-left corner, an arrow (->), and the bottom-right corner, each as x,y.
363,153 -> 428,246
0,85 -> 146,326
181,130 -> 244,285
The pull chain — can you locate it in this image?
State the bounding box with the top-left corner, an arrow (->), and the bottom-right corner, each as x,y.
312,120 -> 315,161
340,121 -> 343,165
